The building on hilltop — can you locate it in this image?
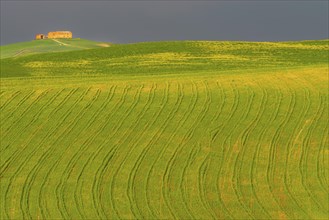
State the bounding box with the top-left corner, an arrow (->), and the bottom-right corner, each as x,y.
35,31 -> 73,40
48,31 -> 72,39
35,34 -> 45,40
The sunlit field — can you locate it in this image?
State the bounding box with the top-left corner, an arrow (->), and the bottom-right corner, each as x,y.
0,40 -> 328,219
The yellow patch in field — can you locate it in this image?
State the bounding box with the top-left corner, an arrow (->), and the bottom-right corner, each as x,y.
98,43 -> 110,47
102,52 -> 192,66
24,60 -> 92,68
102,52 -> 251,67
194,41 -> 329,52
205,54 -> 249,61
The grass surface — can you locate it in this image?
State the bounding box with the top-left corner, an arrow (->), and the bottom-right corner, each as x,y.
1,40 -> 328,77
0,40 -> 328,219
0,38 -> 110,59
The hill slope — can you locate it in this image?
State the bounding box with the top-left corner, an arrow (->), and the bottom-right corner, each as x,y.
0,40 -> 328,219
0,38 -> 110,59
1,40 -> 328,78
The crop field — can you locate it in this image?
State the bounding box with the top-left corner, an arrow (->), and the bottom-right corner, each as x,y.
0,40 -> 328,219
0,38 -> 110,59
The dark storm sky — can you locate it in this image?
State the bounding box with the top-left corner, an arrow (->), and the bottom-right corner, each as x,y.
1,0 -> 328,45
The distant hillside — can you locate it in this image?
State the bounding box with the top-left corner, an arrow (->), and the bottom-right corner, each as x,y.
1,39 -> 328,77
0,39 -> 328,219
0,38 -> 110,59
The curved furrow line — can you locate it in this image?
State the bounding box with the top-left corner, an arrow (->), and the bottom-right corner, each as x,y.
208,81 -> 226,145
234,83 -> 272,218
91,85 -> 131,219
80,84 -> 153,219
54,86 -> 116,220
0,90 -> 35,126
249,84 -> 283,218
269,86 -> 310,219
0,89 -> 49,173
0,90 -> 34,172
102,85 -> 144,219
80,85 -> 138,219
142,83 -> 185,219
282,87 -> 320,218
3,89 -> 64,156
314,96 -> 328,193
127,84 -> 179,218
154,83 -> 197,218
38,88 -> 105,216
22,89 -> 65,130
48,88 -> 79,118
89,85 -> 140,218
138,82 -> 196,218
0,88 -> 76,218
271,88 -> 302,218
70,86 -> 117,219
297,90 -> 328,212
220,84 -> 258,219
39,88 -> 100,219
1,89 -> 45,140
68,88 -> 115,218
0,90 -> 6,99
197,80 -> 227,219
0,89 -> 62,175
237,83 -> 270,217
3,90 -> 63,209
263,85 -> 296,219
17,88 -> 90,219
113,84 -> 171,219
1,89 -> 78,219
0,143 -> 10,155
45,88 -> 107,218
105,84 -> 158,219
34,88 -> 99,219
178,143 -> 198,219
318,123 -> 328,190
125,82 -> 171,218
212,81 -> 226,123
19,88 -> 94,220
239,84 -> 266,147
197,154 -> 217,219
181,81 -> 212,145
316,95 -> 329,193
161,145 -> 183,218
175,83 -> 210,219
175,80 -> 218,219
229,87 -> 256,219
213,82 -> 239,219
160,80 -> 212,219
147,85 -> 190,218
10,90 -> 77,210
0,90 -> 21,111
217,83 -> 252,219
104,85 -> 149,218
0,90 -> 5,97
86,86 -> 140,218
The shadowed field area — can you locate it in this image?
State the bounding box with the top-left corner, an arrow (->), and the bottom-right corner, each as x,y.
0,40 -> 328,219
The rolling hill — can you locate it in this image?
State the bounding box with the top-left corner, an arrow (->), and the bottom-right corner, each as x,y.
0,38 -> 110,59
1,40 -> 328,78
0,40 -> 328,219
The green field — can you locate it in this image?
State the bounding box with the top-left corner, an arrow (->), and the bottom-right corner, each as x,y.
0,40 -> 328,219
0,38 -> 110,59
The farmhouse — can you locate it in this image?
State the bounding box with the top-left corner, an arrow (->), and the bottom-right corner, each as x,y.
35,34 -> 45,40
48,31 -> 72,39
35,31 -> 73,40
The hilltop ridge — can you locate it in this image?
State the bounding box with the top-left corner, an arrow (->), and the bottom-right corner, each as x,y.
1,39 -> 327,78
0,38 -> 110,59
